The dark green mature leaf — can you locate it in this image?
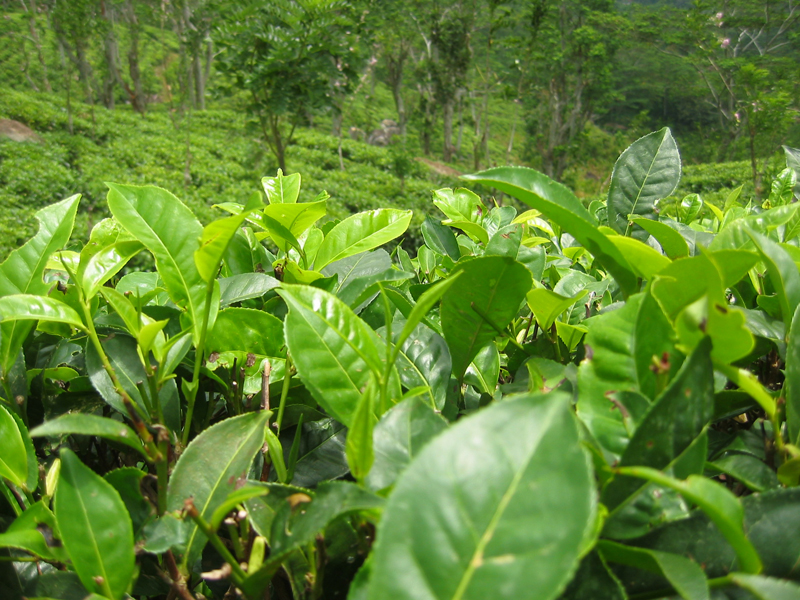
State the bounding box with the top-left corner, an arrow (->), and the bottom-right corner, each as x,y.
207,307 -> 284,357
598,541 -> 708,600
219,273 -> 281,307
167,411 -> 270,568
422,217 -> 461,261
30,414 -> 147,458
279,285 -> 386,427
616,467 -> 762,575
559,551 -> 626,600
0,404 -> 27,488
729,573 -> 800,599
0,194 -> 80,375
367,393 -> 595,600
577,292 -> 677,456
462,167 -> 638,296
617,488 -> 800,596
607,128 -> 681,239
365,398 -> 448,493
603,338 -> 714,512
787,305 -> 800,445
394,323 -> 452,410
245,483 -> 309,542
104,468 -> 152,536
242,482 -> 384,597
708,452 -> 779,493
55,449 -> 135,600
314,209 -> 412,270
106,184 -> 212,345
291,418 -> 349,488
747,230 -> 800,330
441,256 -> 532,379
0,500 -> 67,562
270,481 -> 383,557
86,334 -> 173,421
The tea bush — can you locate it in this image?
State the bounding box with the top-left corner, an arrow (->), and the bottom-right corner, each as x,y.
1,128 -> 800,600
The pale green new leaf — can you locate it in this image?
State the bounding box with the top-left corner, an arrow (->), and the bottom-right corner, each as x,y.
314,209 -> 412,270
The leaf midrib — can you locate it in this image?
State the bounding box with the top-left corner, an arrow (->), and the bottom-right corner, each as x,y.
624,134 -> 668,236
450,402 -> 559,600
181,419 -> 265,567
113,193 -> 201,327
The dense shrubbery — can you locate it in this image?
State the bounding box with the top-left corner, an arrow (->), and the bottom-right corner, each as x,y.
1,129 -> 800,600
0,89 -> 452,256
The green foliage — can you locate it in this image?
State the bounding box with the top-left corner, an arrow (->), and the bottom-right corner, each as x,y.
1,131 -> 800,600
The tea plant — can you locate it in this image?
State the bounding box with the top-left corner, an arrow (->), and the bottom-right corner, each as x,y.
1,129 -> 800,600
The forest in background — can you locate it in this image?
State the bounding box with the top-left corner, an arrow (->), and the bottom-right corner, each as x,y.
0,0 -> 798,251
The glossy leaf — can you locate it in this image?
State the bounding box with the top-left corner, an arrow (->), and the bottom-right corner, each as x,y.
195,212 -> 254,282
441,256 -> 532,379
106,183 -> 211,345
0,294 -> 85,329
0,500 -> 67,561
79,240 -> 143,299
219,273 -> 281,307
291,418 -> 349,488
527,287 -> 587,331
346,378 -> 377,483
630,218 -> 689,259
598,540 -> 708,600
30,414 -> 147,459
559,551 -> 626,600
367,393 -> 595,600
394,323 -> 452,410
462,167 -> 638,296
55,449 -> 135,600
730,573 -> 800,599
616,467 -> 762,575
207,307 -> 285,357
747,230 -> 800,329
606,235 -> 672,279
0,404 -> 28,487
279,284 -> 385,426
0,195 -> 80,376
603,338 -> 714,512
577,292 -> 677,456
432,188 -> 485,223
422,216 -> 461,261
607,128 -> 681,238
262,170 -> 301,204
263,200 -> 327,244
314,209 -> 412,270
788,305 -> 800,445
365,397 -> 448,493
678,194 -> 704,224
167,411 -> 270,568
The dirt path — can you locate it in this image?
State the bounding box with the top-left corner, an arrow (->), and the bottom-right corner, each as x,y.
415,157 -> 462,178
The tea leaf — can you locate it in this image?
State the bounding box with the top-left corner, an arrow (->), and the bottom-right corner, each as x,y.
367,393 -> 595,600
55,449 -> 135,600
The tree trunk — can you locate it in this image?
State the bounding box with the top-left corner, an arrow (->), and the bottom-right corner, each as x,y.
126,0 -> 145,114
102,1 -> 119,109
193,51 -> 205,110
57,37 -> 73,135
385,47 -> 408,138
442,100 -> 454,162
24,0 -> 51,92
